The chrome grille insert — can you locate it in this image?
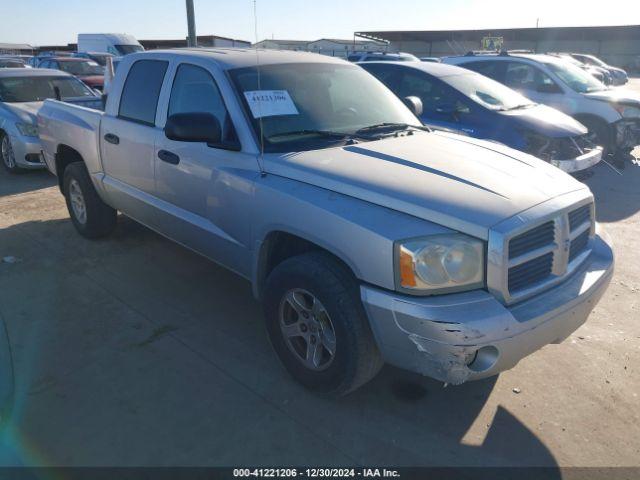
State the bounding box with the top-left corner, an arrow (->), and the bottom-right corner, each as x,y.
487,193 -> 596,305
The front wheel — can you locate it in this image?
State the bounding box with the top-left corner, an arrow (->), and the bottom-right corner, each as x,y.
578,117 -> 615,156
63,162 -> 117,239
1,132 -> 22,174
263,252 -> 383,396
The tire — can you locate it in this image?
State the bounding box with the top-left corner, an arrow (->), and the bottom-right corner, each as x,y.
63,162 -> 117,239
1,132 -> 22,174
263,252 -> 383,396
577,116 -> 615,156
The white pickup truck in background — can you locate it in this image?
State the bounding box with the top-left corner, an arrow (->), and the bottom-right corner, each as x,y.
37,49 -> 614,395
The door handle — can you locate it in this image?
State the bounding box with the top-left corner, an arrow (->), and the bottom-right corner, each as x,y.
104,133 -> 120,145
158,149 -> 180,165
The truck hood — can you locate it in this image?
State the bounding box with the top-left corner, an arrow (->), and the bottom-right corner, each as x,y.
499,103 -> 586,138
1,101 -> 41,124
262,131 -> 587,240
584,88 -> 640,107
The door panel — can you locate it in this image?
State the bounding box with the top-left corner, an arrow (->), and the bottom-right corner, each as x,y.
153,62 -> 256,274
100,59 -> 168,222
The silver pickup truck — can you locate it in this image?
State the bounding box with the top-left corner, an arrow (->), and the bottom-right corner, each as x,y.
37,49 -> 614,395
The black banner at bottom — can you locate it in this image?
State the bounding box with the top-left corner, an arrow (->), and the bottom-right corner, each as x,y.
0,467 -> 638,480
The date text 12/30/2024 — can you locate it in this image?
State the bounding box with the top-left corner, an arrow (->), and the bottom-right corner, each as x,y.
233,469 -> 401,478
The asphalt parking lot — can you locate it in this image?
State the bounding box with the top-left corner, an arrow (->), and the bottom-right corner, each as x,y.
0,80 -> 639,468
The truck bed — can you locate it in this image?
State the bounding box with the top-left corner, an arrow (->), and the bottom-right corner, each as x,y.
37,99 -> 105,177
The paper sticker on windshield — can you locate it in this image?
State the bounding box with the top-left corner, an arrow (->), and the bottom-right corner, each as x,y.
244,90 -> 299,119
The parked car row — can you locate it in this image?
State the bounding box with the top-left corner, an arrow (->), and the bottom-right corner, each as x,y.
29,48 -> 615,395
361,61 -> 603,173
0,69 -> 102,171
444,52 -> 640,160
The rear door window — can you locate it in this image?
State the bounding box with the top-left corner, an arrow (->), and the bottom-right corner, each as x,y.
504,61 -> 556,92
118,59 -> 168,125
462,60 -> 504,82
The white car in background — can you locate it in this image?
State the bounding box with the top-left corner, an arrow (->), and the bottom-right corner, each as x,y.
77,33 -> 144,57
445,53 -> 640,161
0,69 -> 101,173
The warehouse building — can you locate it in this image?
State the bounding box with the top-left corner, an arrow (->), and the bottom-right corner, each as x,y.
35,35 -> 250,54
0,42 -> 35,55
356,25 -> 640,68
253,38 -> 387,57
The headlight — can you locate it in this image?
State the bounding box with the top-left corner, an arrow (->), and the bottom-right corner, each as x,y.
15,122 -> 38,137
614,104 -> 640,118
395,234 -> 485,295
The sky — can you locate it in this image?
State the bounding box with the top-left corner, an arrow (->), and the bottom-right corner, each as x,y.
3,0 -> 640,46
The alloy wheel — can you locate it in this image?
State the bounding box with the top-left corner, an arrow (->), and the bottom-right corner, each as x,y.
279,288 -> 337,371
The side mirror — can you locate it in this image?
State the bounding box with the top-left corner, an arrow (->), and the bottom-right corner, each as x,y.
435,102 -> 458,115
402,96 -> 423,117
536,83 -> 561,94
165,113 -> 222,144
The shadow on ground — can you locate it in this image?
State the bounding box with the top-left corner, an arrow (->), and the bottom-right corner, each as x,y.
0,216 -> 560,469
584,157 -> 640,223
0,168 -> 56,197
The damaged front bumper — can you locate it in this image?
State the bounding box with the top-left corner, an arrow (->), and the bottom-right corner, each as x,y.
361,233 -> 614,385
615,118 -> 640,150
550,146 -> 602,173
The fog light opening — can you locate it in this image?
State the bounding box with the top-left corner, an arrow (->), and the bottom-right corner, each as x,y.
467,346 -> 499,373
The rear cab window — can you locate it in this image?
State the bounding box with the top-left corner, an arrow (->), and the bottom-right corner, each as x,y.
118,59 -> 169,125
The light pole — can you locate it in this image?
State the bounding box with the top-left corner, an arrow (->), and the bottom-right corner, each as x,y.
186,0 -> 197,47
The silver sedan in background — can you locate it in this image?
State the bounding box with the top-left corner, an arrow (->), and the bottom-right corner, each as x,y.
0,68 -> 102,173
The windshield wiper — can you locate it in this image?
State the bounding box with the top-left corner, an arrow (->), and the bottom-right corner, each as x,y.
501,104 -> 535,111
356,123 -> 429,134
269,129 -> 354,140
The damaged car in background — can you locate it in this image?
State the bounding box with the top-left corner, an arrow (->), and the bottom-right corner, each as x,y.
37,49 -> 613,394
0,68 -> 101,173
361,61 -> 602,173
445,52 -> 640,164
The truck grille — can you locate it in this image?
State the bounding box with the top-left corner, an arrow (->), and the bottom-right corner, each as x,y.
508,253 -> 554,292
508,221 -> 555,258
501,201 -> 594,300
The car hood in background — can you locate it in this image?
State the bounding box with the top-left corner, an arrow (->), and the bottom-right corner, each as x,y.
1,101 -> 41,124
499,103 -> 587,138
584,88 -> 640,107
263,131 -> 587,240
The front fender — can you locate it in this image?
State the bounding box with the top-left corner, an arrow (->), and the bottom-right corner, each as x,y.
250,174 -> 454,297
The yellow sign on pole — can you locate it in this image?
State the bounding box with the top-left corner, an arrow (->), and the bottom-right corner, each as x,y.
482,37 -> 504,51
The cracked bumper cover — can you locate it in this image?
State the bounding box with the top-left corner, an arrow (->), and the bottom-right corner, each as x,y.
361,233 -> 614,385
615,119 -> 640,150
551,147 -> 602,174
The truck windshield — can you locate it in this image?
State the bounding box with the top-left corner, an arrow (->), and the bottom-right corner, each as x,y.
443,72 -> 535,111
58,61 -> 104,76
547,61 -> 606,93
229,62 -> 421,152
115,45 -> 144,55
0,76 -> 95,102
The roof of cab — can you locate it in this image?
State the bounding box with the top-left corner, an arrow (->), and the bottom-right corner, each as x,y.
0,68 -> 72,78
126,47 -> 350,70
361,60 -> 472,77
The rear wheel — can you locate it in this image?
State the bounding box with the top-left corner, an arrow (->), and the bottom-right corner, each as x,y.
63,162 -> 117,239
1,132 -> 22,174
263,252 -> 383,396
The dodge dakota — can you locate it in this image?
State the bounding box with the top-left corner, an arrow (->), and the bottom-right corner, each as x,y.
37,49 -> 614,395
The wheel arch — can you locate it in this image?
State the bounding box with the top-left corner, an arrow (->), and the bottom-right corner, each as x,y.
55,144 -> 84,192
253,230 -> 360,301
